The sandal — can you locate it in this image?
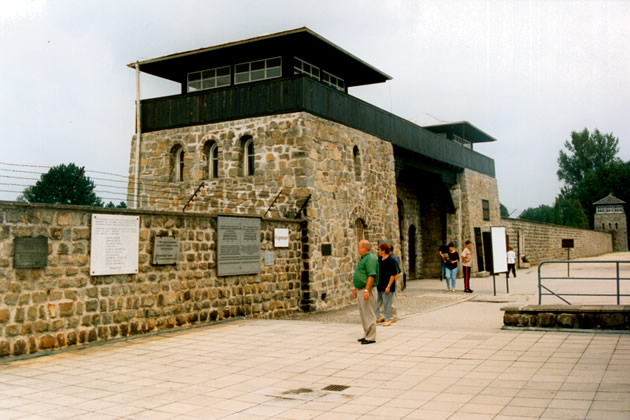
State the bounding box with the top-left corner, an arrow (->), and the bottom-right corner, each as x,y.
376,318 -> 384,323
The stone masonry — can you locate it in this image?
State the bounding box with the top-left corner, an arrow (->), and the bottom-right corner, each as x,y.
0,201 -> 302,358
129,112 -> 400,311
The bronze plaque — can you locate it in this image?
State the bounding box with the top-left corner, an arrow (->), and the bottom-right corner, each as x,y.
153,236 -> 179,265
14,236 -> 48,268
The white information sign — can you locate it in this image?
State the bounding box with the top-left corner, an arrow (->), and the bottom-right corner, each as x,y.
274,228 -> 289,248
90,214 -> 139,276
491,226 -> 508,273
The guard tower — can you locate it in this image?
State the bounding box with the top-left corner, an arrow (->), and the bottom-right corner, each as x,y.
126,27 -> 500,310
594,194 -> 628,251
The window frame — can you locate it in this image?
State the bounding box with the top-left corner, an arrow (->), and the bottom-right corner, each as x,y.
482,199 -> 490,221
187,65 -> 231,92
242,137 -> 255,176
234,57 -> 282,85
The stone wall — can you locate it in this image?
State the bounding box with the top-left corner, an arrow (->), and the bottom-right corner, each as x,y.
595,211 -> 628,252
129,112 -> 400,311
503,218 -> 613,265
502,304 -> 630,331
0,201 -> 303,358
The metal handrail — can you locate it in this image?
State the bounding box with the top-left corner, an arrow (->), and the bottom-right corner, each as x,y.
538,260 -> 630,305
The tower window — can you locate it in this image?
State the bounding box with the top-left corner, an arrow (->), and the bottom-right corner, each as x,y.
353,146 -> 361,181
235,57 -> 281,84
204,141 -> 219,179
482,199 -> 490,221
241,136 -> 255,176
170,144 -> 184,182
187,66 -> 231,92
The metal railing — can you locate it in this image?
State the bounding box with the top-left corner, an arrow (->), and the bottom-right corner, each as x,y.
538,260 -> 630,305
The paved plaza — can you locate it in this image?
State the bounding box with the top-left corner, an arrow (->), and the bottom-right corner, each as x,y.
0,253 -> 629,419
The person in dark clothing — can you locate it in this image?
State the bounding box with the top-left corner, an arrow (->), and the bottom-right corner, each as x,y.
438,240 -> 449,281
376,242 -> 397,326
444,242 -> 459,292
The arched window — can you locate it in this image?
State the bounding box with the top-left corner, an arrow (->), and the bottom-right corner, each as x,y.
241,136 -> 255,176
204,141 -> 219,179
170,144 -> 184,182
354,218 -> 366,241
352,145 -> 361,181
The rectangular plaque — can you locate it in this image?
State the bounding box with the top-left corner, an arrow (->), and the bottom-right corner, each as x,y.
274,228 -> 289,248
321,243 -> 332,256
562,239 -> 574,248
90,214 -> 139,276
14,236 -> 48,268
264,251 -> 275,266
153,236 -> 179,265
217,216 -> 261,276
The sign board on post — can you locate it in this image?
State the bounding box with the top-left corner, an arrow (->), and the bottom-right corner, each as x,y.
90,214 -> 139,276
562,239 -> 574,248
491,227 -> 508,274
217,216 -> 261,276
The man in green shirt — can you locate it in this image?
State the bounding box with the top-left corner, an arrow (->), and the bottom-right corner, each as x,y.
352,239 -> 379,344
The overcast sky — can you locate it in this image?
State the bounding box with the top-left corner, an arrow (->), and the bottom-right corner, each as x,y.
1,0 -> 628,214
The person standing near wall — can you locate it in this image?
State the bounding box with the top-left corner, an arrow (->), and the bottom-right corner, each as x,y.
438,239 -> 449,281
507,246 -> 517,279
376,242 -> 397,327
352,239 -> 379,344
444,242 -> 459,292
389,244 -> 402,322
461,240 -> 473,293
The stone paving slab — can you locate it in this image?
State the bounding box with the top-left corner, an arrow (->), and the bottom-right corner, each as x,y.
0,318 -> 629,419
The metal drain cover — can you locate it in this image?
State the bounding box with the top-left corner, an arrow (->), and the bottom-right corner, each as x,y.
322,384 -> 349,392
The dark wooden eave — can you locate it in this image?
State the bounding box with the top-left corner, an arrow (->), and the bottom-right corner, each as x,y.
128,27 -> 392,88
423,121 -> 497,143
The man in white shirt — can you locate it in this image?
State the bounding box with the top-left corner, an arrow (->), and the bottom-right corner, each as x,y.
506,246 -> 516,279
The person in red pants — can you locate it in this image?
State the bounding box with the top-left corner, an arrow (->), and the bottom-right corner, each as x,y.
462,240 -> 473,293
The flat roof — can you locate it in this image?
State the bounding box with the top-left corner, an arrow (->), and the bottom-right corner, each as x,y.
422,121 -> 497,143
128,27 -> 392,88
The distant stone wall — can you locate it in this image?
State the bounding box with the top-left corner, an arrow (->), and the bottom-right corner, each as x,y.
502,304 -> 630,331
503,218 -> 612,265
0,201 -> 302,358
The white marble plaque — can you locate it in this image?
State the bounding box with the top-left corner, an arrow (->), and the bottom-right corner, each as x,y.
274,228 -> 289,248
90,214 -> 139,276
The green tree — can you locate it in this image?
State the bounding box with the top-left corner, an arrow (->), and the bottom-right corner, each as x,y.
105,201 -> 127,208
553,197 -> 589,229
21,163 -> 103,206
557,128 -> 621,191
519,204 -> 555,223
500,203 -> 509,218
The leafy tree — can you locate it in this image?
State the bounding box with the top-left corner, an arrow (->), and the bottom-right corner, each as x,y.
500,203 -> 509,218
557,128 -> 621,191
519,204 -> 555,223
21,163 -> 103,206
105,201 -> 127,208
553,197 -> 589,229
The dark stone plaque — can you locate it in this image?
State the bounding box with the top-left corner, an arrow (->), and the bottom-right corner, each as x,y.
153,236 -> 179,265
217,216 -> 261,276
321,243 -> 332,256
14,236 -> 48,268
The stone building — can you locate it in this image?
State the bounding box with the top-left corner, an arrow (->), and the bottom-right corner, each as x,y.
127,27 -> 501,310
594,194 -> 628,251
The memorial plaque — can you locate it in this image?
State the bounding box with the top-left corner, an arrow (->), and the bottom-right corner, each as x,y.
274,228 -> 289,248
264,251 -> 275,266
217,216 -> 261,276
153,236 -> 179,265
90,214 -> 139,276
14,236 -> 48,268
321,243 -> 332,256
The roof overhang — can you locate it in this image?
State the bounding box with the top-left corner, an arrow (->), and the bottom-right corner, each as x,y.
422,121 -> 497,143
128,27 -> 392,88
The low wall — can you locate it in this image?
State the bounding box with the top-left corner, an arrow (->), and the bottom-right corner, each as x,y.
0,201 -> 303,358
502,304 -> 630,331
503,218 -> 612,265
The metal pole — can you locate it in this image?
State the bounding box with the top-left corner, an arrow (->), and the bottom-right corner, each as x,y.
567,248 -> 570,277
133,61 -> 142,209
506,271 -> 509,294
492,272 -> 496,296
538,262 -> 542,304
617,261 -> 621,305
